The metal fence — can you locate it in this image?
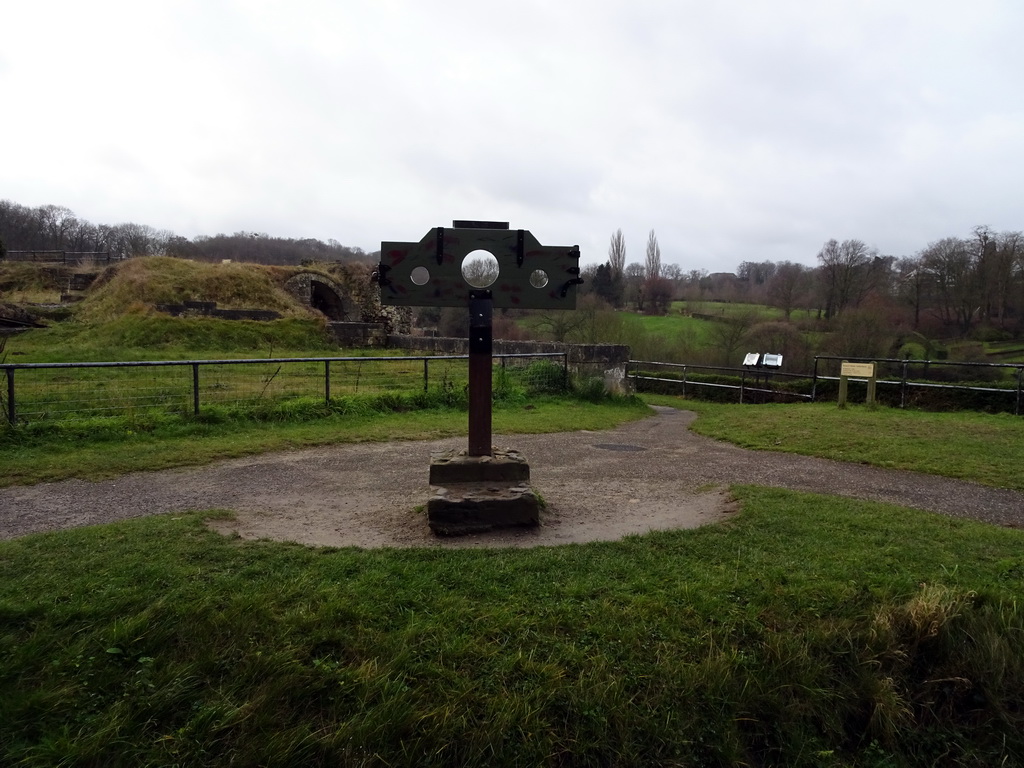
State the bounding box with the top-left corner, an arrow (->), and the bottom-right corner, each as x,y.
629,355 -> 1024,415
1,353 -> 567,425
812,355 -> 1024,414
629,361 -> 813,404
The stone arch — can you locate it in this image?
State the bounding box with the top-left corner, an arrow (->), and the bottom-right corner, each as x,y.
285,273 -> 358,321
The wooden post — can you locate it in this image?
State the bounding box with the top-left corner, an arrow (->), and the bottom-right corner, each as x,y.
839,361 -> 876,408
467,291 -> 492,456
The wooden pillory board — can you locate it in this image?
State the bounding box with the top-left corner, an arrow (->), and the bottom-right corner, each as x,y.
375,221 -> 582,534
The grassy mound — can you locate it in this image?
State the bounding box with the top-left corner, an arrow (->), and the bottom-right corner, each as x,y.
0,262 -> 71,303
76,257 -> 314,322
7,314 -> 336,362
2,258 -> 349,361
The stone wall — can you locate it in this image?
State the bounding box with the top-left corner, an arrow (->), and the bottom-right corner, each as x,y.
285,267 -> 412,334
284,272 -> 358,322
387,334 -> 632,393
329,322 -> 386,347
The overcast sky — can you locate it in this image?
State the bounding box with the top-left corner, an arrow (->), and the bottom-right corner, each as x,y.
5,1 -> 1022,273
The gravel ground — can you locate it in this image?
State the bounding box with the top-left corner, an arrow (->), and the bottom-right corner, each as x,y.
1,407 -> 1021,548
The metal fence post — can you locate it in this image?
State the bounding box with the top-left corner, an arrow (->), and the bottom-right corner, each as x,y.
901,360 -> 909,409
192,363 -> 200,416
325,360 -> 331,404
562,352 -> 569,389
811,357 -> 819,402
1017,366 -> 1023,416
423,358 -> 429,392
740,369 -> 746,404
5,367 -> 14,426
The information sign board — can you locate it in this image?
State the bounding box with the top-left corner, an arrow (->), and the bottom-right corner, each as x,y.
841,362 -> 876,378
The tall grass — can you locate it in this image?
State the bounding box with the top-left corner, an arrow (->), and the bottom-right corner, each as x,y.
0,262 -> 68,303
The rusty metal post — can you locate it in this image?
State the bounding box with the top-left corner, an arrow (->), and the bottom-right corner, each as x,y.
468,291 -> 493,456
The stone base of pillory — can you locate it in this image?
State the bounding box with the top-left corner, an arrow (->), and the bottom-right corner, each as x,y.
427,449 -> 540,535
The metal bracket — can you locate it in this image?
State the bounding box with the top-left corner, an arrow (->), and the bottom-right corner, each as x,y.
435,227 -> 445,266
559,277 -> 585,298
372,263 -> 391,287
516,229 -> 525,268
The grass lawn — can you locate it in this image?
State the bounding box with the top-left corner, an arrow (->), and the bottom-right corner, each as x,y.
3,396 -> 1024,766
2,488 -> 1022,767
643,395 -> 1024,491
622,311 -> 716,349
0,395 -> 650,487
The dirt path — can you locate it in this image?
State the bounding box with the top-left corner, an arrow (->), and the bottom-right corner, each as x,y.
1,407 -> 1021,548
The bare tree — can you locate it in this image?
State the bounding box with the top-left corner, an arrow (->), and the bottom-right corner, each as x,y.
661,263 -> 683,282
920,237 -> 979,333
974,226 -> 1020,328
645,229 -> 661,281
532,309 -> 585,342
996,230 -> 1024,327
816,238 -> 883,318
38,205 -> 77,250
737,260 -> 777,286
608,229 -> 626,279
461,252 -> 500,288
624,262 -> 646,311
681,269 -> 709,302
707,311 -> 757,366
895,256 -> 927,328
644,277 -> 673,315
767,261 -> 809,320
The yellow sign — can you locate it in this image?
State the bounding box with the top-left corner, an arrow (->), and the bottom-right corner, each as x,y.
841,362 -> 876,378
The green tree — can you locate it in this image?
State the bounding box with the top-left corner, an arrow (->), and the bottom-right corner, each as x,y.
590,263 -> 618,305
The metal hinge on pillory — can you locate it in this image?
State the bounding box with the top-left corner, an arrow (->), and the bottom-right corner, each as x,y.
375,220 -> 582,535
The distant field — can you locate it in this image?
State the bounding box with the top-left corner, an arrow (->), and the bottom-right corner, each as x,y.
984,340 -> 1024,363
620,312 -> 716,349
672,300 -> 788,320
517,302 -> 799,365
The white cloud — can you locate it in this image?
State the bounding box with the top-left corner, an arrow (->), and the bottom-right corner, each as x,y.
3,0 -> 1023,272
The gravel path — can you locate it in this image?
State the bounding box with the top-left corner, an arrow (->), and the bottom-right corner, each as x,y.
1,407 -> 1021,548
